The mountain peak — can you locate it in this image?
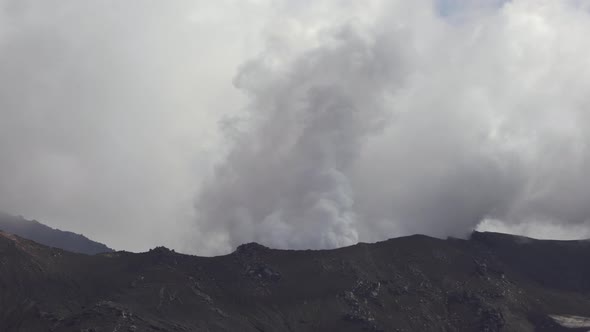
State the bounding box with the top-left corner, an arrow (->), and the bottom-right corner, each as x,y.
235,242 -> 269,253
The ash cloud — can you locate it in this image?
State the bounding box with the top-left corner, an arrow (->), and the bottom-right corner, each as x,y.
2,1 -> 590,255
194,0 -> 590,254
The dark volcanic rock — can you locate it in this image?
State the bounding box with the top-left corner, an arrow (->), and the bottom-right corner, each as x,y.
1,230 -> 590,331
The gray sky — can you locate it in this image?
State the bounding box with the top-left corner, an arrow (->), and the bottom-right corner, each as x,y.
2,0 -> 590,255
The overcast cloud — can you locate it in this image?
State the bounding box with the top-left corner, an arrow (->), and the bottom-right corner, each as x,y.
2,0 -> 590,255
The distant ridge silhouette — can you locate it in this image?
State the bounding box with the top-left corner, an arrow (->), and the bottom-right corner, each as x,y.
0,212 -> 113,254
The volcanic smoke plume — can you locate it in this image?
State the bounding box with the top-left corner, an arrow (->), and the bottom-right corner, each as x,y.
194,0 -> 590,254
2,1 -> 590,254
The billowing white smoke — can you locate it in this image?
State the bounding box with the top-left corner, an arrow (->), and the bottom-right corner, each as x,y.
197,24 -> 396,251
2,0 -> 590,255
194,0 -> 590,254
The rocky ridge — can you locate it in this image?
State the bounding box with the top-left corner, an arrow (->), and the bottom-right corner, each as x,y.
0,230 -> 589,331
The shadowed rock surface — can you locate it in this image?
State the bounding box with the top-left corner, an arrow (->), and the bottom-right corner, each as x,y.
0,213 -> 113,255
1,230 -> 589,331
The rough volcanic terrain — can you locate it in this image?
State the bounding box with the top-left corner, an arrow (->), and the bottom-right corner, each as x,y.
0,229 -> 589,331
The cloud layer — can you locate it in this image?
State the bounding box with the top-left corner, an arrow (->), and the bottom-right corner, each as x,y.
195,0 -> 590,254
0,0 -> 266,251
2,0 -> 590,254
